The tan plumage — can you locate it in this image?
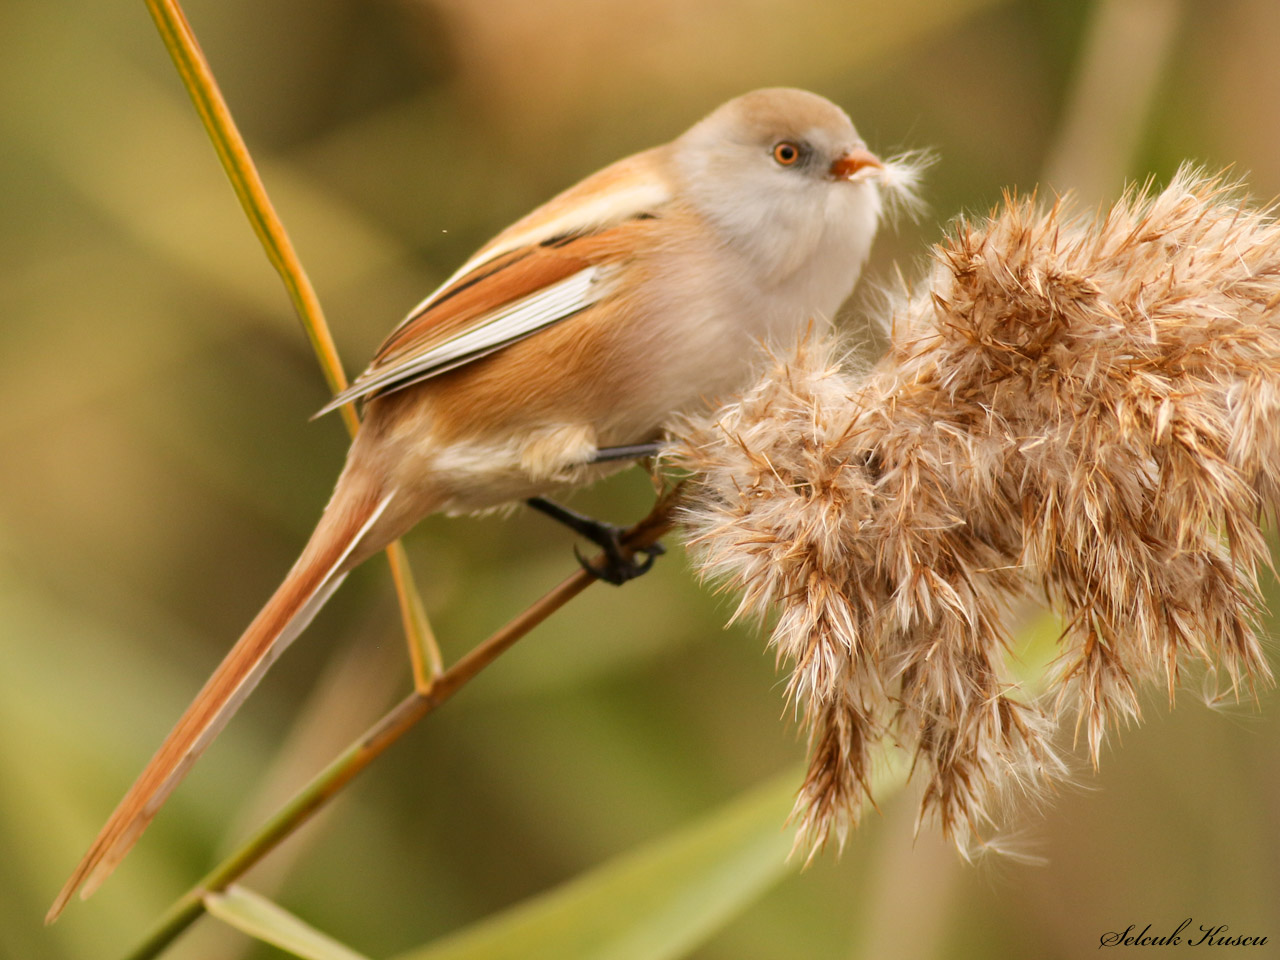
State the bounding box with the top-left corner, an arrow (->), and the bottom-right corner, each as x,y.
49,88 -> 905,920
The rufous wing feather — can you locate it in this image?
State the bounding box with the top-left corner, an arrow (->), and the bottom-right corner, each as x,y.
315,160 -> 672,417
46,479 -> 395,922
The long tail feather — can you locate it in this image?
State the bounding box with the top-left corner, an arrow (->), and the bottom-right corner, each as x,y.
47,482 -> 395,923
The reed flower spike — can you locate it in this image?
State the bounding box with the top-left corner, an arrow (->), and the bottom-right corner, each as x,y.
673,167 -> 1280,855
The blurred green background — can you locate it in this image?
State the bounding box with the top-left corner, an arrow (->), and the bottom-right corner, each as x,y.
3,0 -> 1279,957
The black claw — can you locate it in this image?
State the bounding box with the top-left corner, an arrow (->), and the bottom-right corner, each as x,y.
573,542 -> 662,585
528,496 -> 665,585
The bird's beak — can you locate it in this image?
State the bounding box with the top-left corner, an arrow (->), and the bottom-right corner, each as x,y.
829,148 -> 883,181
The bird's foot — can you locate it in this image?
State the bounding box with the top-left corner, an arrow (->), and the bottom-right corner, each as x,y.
527,497 -> 665,585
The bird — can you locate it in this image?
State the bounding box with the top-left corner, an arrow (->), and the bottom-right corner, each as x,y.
49,86 -> 892,920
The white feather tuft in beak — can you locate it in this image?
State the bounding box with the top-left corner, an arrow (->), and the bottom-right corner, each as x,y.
829,148 -> 883,180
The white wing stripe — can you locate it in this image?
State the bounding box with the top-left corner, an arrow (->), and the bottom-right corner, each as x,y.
419,267 -> 600,364
315,265 -> 608,415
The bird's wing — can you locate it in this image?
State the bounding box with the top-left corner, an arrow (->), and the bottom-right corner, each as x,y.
316,151 -> 671,417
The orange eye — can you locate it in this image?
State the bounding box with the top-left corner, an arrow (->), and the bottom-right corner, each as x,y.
772,141 -> 801,165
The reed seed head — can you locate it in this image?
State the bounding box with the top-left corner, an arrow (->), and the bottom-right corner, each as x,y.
673,168 -> 1279,854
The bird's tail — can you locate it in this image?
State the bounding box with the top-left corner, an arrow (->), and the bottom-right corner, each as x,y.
47,474 -> 395,923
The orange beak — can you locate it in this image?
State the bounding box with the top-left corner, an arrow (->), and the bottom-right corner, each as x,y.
829,148 -> 883,180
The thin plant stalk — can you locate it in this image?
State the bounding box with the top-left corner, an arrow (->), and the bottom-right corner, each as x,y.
387,541 -> 444,682
119,495 -> 680,960
121,8 -> 679,959
141,0 -> 441,684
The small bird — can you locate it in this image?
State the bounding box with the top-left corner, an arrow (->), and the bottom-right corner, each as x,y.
49,87 -> 892,919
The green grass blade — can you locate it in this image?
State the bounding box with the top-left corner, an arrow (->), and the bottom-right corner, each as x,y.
141,0 -> 351,412
205,886 -> 374,960
140,0 -> 440,680
395,758 -> 907,960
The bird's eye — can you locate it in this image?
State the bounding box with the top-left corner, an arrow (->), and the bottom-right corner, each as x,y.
772,141 -> 801,166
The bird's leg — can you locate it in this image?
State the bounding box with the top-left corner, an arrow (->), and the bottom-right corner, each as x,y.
526,442 -> 665,583
589,442 -> 663,463
526,496 -> 666,585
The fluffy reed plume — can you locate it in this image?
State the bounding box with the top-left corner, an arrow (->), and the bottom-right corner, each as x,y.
672,168 -> 1280,855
